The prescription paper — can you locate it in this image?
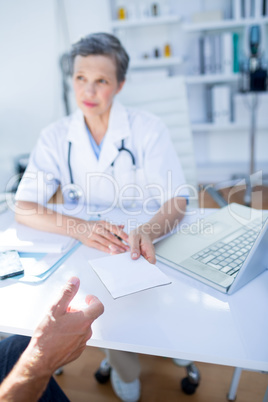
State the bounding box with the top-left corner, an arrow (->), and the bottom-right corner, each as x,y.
0,222 -> 77,253
90,252 -> 171,299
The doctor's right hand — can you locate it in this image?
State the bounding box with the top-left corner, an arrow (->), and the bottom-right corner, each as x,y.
74,219 -> 129,254
128,225 -> 156,264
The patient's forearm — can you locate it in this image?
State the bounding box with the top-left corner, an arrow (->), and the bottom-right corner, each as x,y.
0,346 -> 51,402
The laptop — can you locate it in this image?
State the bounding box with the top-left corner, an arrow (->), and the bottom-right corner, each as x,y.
155,203 -> 268,294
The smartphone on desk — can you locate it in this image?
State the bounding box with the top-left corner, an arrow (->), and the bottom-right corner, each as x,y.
0,250 -> 24,280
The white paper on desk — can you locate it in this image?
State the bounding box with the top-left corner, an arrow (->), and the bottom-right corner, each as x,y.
0,222 -> 76,253
90,253 -> 171,299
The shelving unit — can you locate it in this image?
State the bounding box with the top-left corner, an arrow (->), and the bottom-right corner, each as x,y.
111,15 -> 181,29
185,73 -> 239,85
184,16 -> 249,127
108,0 -> 268,182
130,56 -> 182,69
184,8 -> 268,183
191,123 -> 268,132
183,16 -> 268,32
109,1 -> 181,74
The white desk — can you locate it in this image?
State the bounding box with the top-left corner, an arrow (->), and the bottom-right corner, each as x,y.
0,207 -> 268,373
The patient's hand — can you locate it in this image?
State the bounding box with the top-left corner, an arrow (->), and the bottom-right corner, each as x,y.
28,277 -> 104,373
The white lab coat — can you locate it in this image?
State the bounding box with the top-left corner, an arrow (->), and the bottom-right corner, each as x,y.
16,100 -> 187,211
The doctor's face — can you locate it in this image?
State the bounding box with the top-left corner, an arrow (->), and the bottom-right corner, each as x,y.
72,55 -> 124,121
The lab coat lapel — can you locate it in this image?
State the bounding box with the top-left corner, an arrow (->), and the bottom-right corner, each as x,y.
98,100 -> 131,172
66,110 -> 98,172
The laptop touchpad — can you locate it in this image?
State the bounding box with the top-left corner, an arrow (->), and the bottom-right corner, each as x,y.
190,221 -> 230,236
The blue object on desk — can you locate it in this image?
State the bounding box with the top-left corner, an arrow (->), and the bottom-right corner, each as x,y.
19,252 -> 47,260
16,214 -> 101,282
18,242 -> 81,282
38,242 -> 81,280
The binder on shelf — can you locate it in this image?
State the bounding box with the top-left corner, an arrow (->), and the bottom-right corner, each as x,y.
197,32 -> 238,76
224,1 -> 233,19
255,0 -> 262,17
214,35 -> 222,74
206,86 -> 213,122
232,0 -> 242,19
210,36 -> 216,74
203,36 -> 213,74
233,33 -> 240,73
263,0 -> 267,15
211,85 -> 231,124
199,37 -> 205,74
222,32 -> 233,75
191,39 -> 202,75
250,0 -> 255,17
241,0 -> 245,17
242,0 -> 253,18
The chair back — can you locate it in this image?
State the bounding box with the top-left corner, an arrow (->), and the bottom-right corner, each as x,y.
117,76 -> 198,207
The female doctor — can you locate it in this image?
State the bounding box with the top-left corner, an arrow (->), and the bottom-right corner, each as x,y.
15,33 -> 188,402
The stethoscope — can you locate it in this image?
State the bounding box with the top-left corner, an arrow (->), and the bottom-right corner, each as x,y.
66,139 -> 136,203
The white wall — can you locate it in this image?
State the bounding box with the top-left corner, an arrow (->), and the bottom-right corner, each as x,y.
0,0 -> 56,183
0,0 -> 111,190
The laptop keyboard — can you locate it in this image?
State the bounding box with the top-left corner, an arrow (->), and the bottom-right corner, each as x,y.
191,218 -> 264,278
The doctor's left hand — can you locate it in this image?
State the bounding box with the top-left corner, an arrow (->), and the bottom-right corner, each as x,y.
76,220 -> 129,254
128,226 -> 156,264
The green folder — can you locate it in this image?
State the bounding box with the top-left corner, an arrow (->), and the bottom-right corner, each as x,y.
233,33 -> 240,73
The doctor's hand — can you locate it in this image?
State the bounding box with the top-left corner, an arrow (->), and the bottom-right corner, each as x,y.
129,225 -> 156,264
76,220 -> 129,254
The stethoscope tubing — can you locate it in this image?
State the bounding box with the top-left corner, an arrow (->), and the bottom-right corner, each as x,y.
67,139 -> 136,201
68,141 -> 74,185
111,139 -> 135,167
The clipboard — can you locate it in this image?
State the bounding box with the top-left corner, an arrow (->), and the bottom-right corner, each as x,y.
18,242 -> 81,283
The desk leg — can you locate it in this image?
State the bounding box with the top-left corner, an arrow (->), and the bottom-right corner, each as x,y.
227,367 -> 242,401
263,385 -> 268,402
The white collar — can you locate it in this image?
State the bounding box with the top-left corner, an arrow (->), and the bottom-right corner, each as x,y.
66,100 -> 131,144
65,100 -> 131,172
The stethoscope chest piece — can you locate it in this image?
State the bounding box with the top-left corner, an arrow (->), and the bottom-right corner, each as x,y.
64,183 -> 83,202
67,139 -> 136,202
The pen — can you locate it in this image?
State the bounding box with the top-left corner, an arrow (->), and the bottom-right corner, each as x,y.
114,234 -> 123,242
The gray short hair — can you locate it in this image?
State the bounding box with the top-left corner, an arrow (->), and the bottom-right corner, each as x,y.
70,32 -> 129,82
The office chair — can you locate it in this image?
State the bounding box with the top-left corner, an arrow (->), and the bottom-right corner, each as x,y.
118,75 -> 199,208
94,75 -> 200,395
